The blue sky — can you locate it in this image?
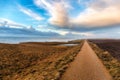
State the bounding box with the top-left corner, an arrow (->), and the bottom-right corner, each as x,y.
0,0 -> 120,39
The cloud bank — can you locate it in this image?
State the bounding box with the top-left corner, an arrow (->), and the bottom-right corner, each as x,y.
34,0 -> 120,28
72,0 -> 120,27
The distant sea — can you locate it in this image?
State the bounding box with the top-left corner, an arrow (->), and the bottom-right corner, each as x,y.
0,37 -> 73,44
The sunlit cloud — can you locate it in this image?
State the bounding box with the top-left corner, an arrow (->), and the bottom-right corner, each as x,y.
71,0 -> 120,28
34,0 -> 120,28
36,25 -> 69,35
71,32 -> 95,37
0,0 -> 120,39
34,0 -> 70,27
71,7 -> 120,27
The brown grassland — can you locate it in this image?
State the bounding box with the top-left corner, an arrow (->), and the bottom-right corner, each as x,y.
0,41 -> 83,80
0,39 -> 120,80
89,40 -> 120,80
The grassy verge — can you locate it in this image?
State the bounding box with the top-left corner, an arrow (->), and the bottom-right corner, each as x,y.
52,43 -> 83,80
21,43 -> 83,80
0,41 -> 83,80
89,42 -> 120,80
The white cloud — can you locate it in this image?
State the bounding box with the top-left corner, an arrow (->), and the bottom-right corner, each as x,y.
36,25 -> 69,35
71,32 -> 95,37
0,18 -> 27,28
34,0 -> 120,28
54,30 -> 69,36
36,24 -> 95,36
118,32 -> 120,34
71,6 -> 120,27
70,0 -> 120,28
34,0 -> 70,27
19,5 -> 44,21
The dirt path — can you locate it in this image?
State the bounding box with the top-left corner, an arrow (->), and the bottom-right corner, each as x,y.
61,40 -> 112,80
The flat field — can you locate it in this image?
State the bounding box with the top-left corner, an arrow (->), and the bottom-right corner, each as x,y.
89,39 -> 120,80
0,41 -> 83,80
89,39 -> 120,61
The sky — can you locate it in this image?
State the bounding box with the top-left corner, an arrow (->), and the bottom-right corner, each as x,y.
0,0 -> 120,39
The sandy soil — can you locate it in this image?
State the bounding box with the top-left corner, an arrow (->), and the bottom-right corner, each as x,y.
61,40 -> 113,80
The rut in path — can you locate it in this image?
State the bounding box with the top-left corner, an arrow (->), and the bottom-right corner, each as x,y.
61,41 -> 113,80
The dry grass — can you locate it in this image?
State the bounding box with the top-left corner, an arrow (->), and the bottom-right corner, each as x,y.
89,39 -> 120,61
0,41 -> 83,80
89,42 -> 120,80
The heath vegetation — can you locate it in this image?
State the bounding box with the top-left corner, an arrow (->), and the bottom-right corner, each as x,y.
89,40 -> 120,80
0,41 -> 83,80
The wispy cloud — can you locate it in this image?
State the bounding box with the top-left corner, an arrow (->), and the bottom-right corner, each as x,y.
71,32 -> 95,37
36,24 -> 69,35
18,5 -> 44,21
0,18 -> 27,28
